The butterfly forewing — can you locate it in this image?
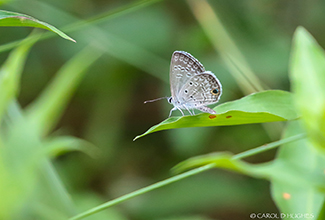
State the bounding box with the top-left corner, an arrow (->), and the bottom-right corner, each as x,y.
169,51 -> 205,98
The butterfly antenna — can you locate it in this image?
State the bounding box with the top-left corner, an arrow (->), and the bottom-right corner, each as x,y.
144,97 -> 168,104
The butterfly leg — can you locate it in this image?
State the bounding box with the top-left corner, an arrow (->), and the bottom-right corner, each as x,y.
191,108 -> 195,115
196,106 -> 216,114
177,106 -> 185,116
183,105 -> 193,115
169,107 -> 176,117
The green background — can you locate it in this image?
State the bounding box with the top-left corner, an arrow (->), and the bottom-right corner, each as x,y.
1,0 -> 325,219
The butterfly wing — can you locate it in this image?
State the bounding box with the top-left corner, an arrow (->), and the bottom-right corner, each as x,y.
177,71 -> 222,108
169,51 -> 205,99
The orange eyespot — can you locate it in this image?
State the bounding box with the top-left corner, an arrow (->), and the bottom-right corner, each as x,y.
211,89 -> 219,95
209,115 -> 216,119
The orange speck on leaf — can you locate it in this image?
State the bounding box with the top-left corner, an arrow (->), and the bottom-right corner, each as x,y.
283,193 -> 291,200
226,115 -> 232,118
209,115 -> 216,119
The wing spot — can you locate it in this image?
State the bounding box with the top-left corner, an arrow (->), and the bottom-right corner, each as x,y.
174,53 -> 179,61
180,55 -> 184,61
184,90 -> 188,93
211,89 -> 219,95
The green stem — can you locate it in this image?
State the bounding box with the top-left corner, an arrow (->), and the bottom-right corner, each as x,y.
232,133 -> 306,160
69,163 -> 215,220
62,0 -> 163,33
69,133 -> 306,220
0,0 -> 162,53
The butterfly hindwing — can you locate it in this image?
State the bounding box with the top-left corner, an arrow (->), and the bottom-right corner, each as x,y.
178,72 -> 222,107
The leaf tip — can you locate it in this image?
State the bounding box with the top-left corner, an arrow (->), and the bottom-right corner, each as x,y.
294,26 -> 307,35
293,26 -> 315,44
133,135 -> 140,141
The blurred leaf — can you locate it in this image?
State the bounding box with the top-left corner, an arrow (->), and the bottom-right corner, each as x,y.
173,150 -> 325,190
172,152 -> 251,175
39,160 -> 76,217
134,90 -> 298,140
0,0 -> 164,55
271,121 -> 325,216
0,10 -> 75,42
173,121 -> 325,217
2,102 -> 76,218
290,27 -> 325,152
44,136 -> 99,158
0,35 -> 38,122
0,117 -> 44,219
31,202 -> 71,220
0,0 -> 11,6
26,46 -> 102,136
4,1 -> 169,82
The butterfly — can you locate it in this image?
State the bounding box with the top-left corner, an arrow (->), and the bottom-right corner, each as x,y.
146,51 -> 222,117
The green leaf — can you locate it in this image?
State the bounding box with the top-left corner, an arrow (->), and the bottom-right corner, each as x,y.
2,102 -> 76,218
172,121 -> 325,217
0,35 -> 38,122
134,90 -> 298,140
172,146 -> 325,192
290,27 -> 325,152
44,136 -> 99,158
271,121 -> 325,217
172,152 -> 248,175
0,0 -> 11,6
0,117 -> 44,219
26,46 -> 102,136
0,10 -> 75,42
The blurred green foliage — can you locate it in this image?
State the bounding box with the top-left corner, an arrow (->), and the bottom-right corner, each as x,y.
1,0 -> 325,220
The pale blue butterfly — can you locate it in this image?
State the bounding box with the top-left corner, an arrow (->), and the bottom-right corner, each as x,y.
145,51 -> 222,117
